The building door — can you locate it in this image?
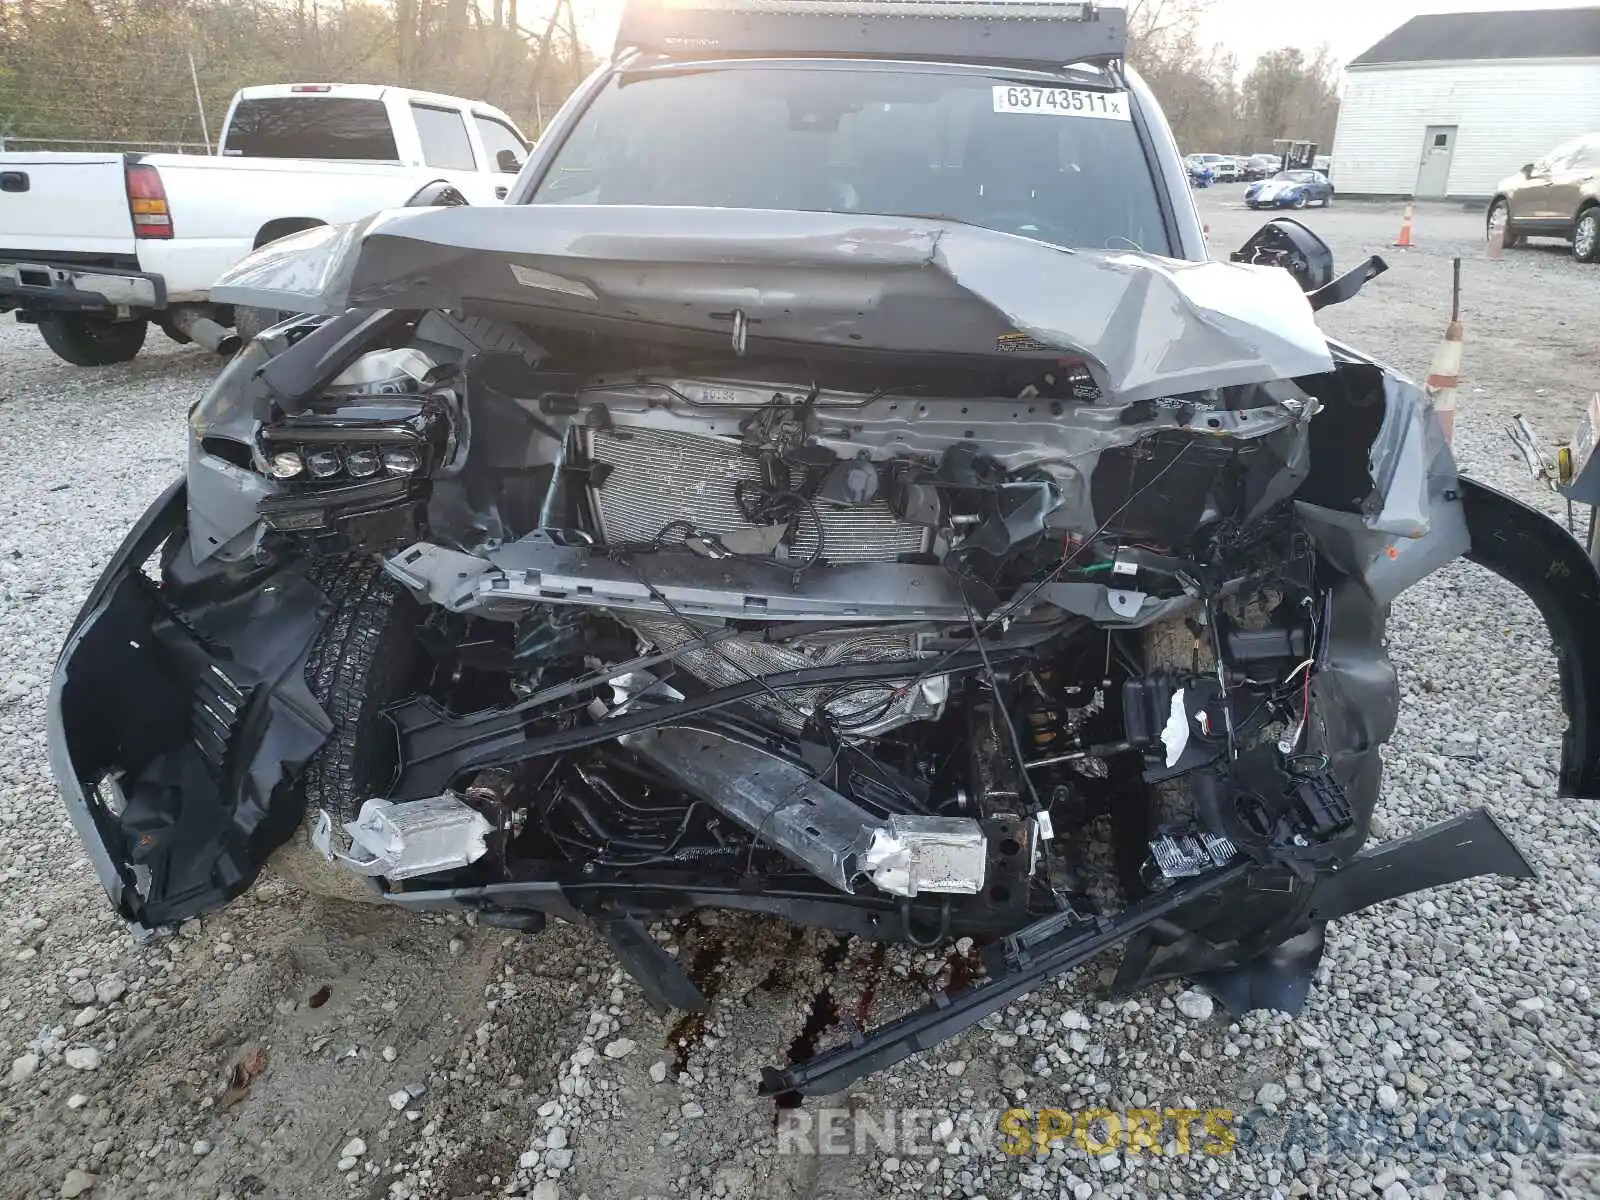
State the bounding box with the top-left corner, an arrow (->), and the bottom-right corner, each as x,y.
1416,126 -> 1457,198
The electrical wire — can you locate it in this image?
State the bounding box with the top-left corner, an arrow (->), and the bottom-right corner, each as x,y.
959,579 -> 1045,815
868,441 -> 1201,711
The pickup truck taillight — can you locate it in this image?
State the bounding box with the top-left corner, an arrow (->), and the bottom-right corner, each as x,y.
125,163 -> 173,239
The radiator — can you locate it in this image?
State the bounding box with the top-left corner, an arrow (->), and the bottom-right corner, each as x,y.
583,427 -> 931,564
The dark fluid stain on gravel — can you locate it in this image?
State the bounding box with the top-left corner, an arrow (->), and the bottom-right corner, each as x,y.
854,941 -> 888,1025
772,934 -> 853,1111
754,927 -> 809,994
307,984 -> 332,1009
667,931 -> 726,1072
942,938 -> 988,995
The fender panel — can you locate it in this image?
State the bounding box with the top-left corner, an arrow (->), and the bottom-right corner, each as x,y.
1461,475 -> 1600,797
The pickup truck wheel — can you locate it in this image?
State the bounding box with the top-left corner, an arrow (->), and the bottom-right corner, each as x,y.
267,555 -> 420,904
37,316 -> 147,366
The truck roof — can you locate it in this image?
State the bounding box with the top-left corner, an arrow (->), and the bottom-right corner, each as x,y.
232,82 -> 517,123
614,0 -> 1129,66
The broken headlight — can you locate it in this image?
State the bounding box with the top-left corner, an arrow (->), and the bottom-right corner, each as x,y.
253,397 -> 452,551
256,404 -> 447,487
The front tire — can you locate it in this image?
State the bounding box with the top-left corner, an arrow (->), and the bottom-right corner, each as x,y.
1573,208 -> 1600,263
266,556 -> 420,904
1293,193 -> 1309,209
1488,200 -> 1523,249
37,315 -> 147,366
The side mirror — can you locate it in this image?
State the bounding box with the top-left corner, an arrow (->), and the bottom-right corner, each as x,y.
1230,217 -> 1335,294
496,148 -> 524,174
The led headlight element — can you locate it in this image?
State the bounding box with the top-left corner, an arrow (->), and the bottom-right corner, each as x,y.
382,447 -> 422,475
345,448 -> 382,478
305,449 -> 344,478
266,451 -> 305,479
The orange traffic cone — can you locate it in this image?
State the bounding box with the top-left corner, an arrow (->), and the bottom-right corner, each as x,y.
1393,203 -> 1415,249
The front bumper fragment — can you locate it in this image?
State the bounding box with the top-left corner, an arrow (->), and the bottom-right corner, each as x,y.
48,480 -> 332,933
761,808 -> 1533,1097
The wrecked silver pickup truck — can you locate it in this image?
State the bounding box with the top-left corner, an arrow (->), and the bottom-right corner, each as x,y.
47,1 -> 1600,1097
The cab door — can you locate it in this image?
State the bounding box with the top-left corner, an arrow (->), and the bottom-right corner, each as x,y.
407,101 -> 499,204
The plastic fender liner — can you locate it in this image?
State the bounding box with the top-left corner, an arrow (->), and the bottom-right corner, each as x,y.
1460,475 -> 1600,798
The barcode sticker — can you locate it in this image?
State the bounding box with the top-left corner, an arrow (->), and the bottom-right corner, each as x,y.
992,85 -> 1130,121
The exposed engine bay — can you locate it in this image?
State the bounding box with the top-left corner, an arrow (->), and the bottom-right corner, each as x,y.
208,318 -> 1372,915
49,206 -> 1600,1096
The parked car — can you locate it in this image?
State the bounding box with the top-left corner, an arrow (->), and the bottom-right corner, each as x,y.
1487,131 -> 1600,262
1242,155 -> 1278,182
0,83 -> 530,365
50,0 -> 1595,1101
1246,169 -> 1335,209
1212,156 -> 1242,183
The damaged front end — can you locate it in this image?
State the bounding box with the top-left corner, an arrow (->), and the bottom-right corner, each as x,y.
49,205 -> 1596,1091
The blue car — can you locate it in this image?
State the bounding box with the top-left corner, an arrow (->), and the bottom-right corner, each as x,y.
1245,169 -> 1334,209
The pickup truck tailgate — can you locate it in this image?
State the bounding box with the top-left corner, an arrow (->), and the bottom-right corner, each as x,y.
0,154 -> 136,255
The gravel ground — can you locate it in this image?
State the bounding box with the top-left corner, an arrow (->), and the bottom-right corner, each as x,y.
2,192 -> 1599,1200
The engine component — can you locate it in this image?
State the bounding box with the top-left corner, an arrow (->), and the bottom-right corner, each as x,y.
859,814 -> 990,898
1148,830 -> 1238,880
625,615 -> 947,738
312,794 -> 494,880
619,723 -> 986,897
582,425 -> 930,564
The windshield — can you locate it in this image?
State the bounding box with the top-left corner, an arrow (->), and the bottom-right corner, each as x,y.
1274,171 -> 1317,183
529,64 -> 1171,255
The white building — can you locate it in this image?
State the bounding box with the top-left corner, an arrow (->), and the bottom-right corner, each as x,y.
1330,7 -> 1600,199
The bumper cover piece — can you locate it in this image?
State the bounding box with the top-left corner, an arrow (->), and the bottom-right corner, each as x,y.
761,807 -> 1532,1097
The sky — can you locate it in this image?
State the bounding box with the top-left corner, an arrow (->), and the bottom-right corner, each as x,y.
575,0 -> 1600,71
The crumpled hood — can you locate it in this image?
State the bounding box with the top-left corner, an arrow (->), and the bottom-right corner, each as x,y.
213,204 -> 1335,405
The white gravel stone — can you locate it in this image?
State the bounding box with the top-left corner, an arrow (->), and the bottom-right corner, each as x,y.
339,1137 -> 366,1159
63,1047 -> 100,1071
66,1093 -> 89,1110
59,1170 -> 97,1199
1376,1083 -> 1399,1112
388,1090 -> 410,1111
602,1037 -> 636,1059
649,1060 -> 669,1083
9,1052 -> 39,1083
1175,989 -> 1214,1021
93,978 -> 125,1005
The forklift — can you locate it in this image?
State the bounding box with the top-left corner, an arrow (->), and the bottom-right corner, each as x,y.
1274,138 -> 1319,172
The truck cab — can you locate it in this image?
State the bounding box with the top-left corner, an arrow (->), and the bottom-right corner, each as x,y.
0,84 -> 528,366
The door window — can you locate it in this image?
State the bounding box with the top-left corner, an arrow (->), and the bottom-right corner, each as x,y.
475,116 -> 528,173
411,104 -> 478,171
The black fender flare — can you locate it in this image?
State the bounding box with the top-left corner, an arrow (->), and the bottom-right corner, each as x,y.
405,180 -> 471,208
1461,474 -> 1600,797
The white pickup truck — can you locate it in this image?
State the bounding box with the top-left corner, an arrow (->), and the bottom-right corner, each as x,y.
0,83 -> 529,366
